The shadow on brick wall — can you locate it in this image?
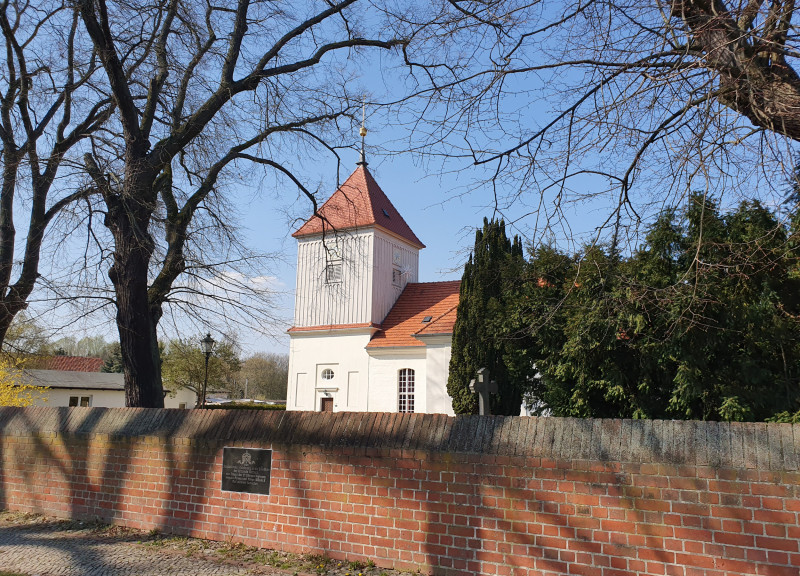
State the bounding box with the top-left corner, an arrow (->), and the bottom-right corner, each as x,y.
0,407 -> 798,575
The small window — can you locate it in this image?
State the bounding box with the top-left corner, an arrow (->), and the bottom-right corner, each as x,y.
70,396 -> 91,407
321,368 -> 335,380
398,368 -> 415,413
422,316 -> 432,323
392,267 -> 402,286
324,239 -> 342,259
326,261 -> 342,283
178,403 -> 187,410
68,396 -> 78,407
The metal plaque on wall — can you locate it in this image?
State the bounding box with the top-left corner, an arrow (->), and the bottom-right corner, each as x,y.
221,447 -> 272,495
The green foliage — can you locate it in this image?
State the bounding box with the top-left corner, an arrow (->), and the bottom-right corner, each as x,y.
501,195 -> 800,421
101,343 -> 124,373
161,336 -> 241,405
448,218 -> 526,414
235,353 -> 288,400
3,313 -> 50,355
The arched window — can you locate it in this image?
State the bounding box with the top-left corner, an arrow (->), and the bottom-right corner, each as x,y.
398,368 -> 415,413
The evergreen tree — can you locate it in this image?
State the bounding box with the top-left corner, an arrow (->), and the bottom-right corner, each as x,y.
511,195 -> 800,421
448,218 -> 525,414
101,343 -> 124,373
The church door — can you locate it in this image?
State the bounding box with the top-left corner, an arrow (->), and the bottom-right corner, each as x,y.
320,397 -> 334,412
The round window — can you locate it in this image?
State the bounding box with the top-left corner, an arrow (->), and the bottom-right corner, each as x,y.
321,368 -> 335,380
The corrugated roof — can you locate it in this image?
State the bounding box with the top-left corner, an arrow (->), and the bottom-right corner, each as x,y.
23,369 -> 124,391
292,165 -> 425,249
367,281 -> 460,348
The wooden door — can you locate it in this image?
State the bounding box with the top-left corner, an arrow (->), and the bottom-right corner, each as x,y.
320,397 -> 334,412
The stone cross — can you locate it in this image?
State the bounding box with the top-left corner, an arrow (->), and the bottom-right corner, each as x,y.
469,367 -> 497,415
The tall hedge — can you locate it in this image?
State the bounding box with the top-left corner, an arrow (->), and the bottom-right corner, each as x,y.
447,218 -> 525,414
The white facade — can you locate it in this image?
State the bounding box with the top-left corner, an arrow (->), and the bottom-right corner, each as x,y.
23,369 -> 197,409
287,166 -> 456,415
30,387 -> 196,409
292,228 -> 419,329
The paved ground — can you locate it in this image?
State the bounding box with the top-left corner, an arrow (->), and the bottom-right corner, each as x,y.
0,521 -> 274,576
0,513 -> 407,576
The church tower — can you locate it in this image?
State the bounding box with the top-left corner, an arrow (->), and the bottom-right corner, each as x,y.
286,163 -> 425,411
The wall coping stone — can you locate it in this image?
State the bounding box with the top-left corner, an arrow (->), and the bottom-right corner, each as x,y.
0,406 -> 797,470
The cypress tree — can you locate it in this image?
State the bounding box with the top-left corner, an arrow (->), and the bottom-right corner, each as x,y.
447,218 -> 525,414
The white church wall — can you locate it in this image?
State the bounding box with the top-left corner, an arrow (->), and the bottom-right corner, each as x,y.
286,330 -> 373,411
371,229 -> 419,326
366,351 -> 427,412
420,336 -> 457,416
293,231 -> 374,328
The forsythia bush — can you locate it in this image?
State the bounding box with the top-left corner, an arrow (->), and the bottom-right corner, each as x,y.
0,358 -> 46,407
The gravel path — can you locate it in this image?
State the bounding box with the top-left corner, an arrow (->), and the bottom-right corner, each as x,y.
0,512 -> 412,576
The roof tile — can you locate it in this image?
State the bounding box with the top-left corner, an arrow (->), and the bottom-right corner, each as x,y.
367,281 -> 460,348
26,356 -> 105,372
292,165 -> 425,249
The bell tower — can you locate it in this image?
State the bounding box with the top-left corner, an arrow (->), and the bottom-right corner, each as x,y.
290,164 -> 424,330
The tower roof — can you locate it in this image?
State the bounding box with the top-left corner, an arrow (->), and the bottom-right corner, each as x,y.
292,165 -> 425,249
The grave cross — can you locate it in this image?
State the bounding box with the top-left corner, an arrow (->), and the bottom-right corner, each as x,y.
469,367 -> 497,415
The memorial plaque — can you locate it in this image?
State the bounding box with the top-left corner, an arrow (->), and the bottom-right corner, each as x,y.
221,447 -> 272,495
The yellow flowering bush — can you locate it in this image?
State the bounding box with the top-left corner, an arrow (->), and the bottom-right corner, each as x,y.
0,357 -> 46,407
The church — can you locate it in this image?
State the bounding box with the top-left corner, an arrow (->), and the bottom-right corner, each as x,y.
285,160 -> 459,415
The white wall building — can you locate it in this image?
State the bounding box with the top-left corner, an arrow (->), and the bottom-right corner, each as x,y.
20,356 -> 196,409
287,163 -> 459,414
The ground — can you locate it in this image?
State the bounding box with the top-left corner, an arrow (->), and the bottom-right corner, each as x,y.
0,511 -> 419,576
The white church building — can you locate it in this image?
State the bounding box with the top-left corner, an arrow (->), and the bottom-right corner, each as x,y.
286,161 -> 459,415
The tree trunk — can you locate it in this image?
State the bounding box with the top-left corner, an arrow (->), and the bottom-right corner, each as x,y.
110,228 -> 164,407
104,158 -> 164,407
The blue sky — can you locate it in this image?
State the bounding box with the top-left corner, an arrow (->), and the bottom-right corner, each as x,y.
233,125 -> 615,355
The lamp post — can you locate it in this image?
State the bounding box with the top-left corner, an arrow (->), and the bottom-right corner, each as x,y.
200,333 -> 215,407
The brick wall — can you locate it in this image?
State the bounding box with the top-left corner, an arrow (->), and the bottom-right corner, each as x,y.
0,407 -> 798,575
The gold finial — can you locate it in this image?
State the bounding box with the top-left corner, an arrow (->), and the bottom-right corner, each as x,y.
357,100 -> 368,166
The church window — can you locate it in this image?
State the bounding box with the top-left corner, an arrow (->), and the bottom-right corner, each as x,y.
326,260 -> 342,283
321,368 -> 335,381
392,267 -> 402,286
398,369 -> 415,413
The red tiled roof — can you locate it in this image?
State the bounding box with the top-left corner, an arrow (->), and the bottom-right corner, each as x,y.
416,305 -> 458,336
292,165 -> 425,249
367,281 -> 461,348
288,322 -> 380,333
33,356 -> 104,372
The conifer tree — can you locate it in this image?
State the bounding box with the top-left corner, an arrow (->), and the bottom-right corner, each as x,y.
448,218 -> 524,414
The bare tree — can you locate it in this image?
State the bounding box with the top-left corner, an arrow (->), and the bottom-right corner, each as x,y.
0,1 -> 111,348
386,1 -> 800,245
236,352 -> 288,401
76,0 -> 461,406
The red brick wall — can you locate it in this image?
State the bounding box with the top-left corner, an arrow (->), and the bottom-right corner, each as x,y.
0,407 -> 798,575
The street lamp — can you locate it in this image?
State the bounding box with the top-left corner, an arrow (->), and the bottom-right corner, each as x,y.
200,333 -> 215,407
